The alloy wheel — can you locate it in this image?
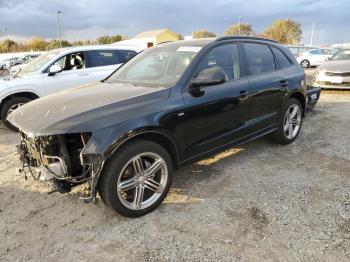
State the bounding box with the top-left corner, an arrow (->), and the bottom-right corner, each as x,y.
283,104 -> 302,140
7,103 -> 25,116
116,152 -> 168,210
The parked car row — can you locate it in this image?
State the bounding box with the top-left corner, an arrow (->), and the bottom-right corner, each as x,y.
6,36 -> 321,217
296,48 -> 338,68
1,53 -> 42,70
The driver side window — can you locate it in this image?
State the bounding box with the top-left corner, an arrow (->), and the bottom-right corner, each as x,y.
195,43 -> 240,81
51,52 -> 86,72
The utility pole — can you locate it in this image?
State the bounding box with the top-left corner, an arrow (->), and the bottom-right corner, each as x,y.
3,28 -> 7,39
310,21 -> 315,46
238,16 -> 242,36
56,11 -> 62,48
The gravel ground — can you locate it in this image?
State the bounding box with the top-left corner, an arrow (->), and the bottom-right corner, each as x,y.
1,91 -> 350,261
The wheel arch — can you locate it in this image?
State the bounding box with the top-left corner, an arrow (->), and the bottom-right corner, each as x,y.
0,91 -> 39,113
289,91 -> 307,116
105,130 -> 180,169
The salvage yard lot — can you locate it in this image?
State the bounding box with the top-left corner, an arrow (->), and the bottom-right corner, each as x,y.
1,91 -> 350,261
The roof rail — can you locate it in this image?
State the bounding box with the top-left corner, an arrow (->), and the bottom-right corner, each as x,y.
215,36 -> 278,43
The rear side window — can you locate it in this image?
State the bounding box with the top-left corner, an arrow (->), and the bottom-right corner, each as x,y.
86,50 -> 120,68
117,50 -> 137,63
243,43 -> 275,75
271,47 -> 292,69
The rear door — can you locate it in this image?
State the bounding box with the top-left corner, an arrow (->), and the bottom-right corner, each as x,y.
241,42 -> 284,132
85,50 -> 122,82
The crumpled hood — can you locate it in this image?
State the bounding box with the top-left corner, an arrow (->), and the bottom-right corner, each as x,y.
318,60 -> 350,72
7,81 -> 168,136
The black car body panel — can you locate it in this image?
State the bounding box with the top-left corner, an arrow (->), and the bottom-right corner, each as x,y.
7,82 -> 170,135
8,37 -> 317,203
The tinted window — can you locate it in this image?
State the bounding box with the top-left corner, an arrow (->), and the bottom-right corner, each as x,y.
195,43 -> 240,80
271,47 -> 292,69
309,49 -> 321,55
331,49 -> 350,61
243,43 -> 275,75
322,49 -> 334,55
117,50 -> 137,63
87,50 -> 120,67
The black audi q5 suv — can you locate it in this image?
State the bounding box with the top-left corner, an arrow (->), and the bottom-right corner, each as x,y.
9,37 -> 311,217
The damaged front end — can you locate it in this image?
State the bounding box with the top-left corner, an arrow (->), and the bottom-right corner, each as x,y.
17,132 -> 104,202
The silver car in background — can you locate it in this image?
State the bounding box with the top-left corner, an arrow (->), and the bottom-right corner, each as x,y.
313,49 -> 350,89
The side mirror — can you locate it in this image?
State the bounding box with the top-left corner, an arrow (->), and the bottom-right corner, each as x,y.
191,67 -> 226,88
48,64 -> 62,76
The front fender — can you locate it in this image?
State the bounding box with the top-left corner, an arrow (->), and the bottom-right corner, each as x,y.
80,121 -> 178,163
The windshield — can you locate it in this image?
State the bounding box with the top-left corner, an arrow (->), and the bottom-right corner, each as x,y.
331,49 -> 350,61
107,44 -> 201,87
21,51 -> 59,74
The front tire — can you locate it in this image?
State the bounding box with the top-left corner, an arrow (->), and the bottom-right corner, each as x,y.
273,98 -> 303,145
1,97 -> 31,131
98,139 -> 173,217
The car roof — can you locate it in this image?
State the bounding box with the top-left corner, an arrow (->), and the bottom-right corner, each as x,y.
157,39 -> 215,48
157,37 -> 279,49
51,44 -> 139,56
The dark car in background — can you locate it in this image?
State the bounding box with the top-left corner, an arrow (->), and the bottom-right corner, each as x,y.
9,37 -> 316,217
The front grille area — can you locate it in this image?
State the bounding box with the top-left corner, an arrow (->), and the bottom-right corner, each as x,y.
19,133 -> 90,178
316,81 -> 350,87
324,71 -> 350,77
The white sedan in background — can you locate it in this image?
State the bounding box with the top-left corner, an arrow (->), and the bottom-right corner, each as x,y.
297,48 -> 337,68
0,45 -> 138,130
312,49 -> 350,89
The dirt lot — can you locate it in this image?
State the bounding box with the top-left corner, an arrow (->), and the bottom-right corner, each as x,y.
1,91 -> 350,261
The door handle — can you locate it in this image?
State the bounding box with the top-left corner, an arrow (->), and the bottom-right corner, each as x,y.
280,80 -> 289,88
78,72 -> 89,76
239,90 -> 248,98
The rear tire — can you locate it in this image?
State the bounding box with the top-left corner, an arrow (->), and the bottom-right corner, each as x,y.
272,98 -> 303,145
98,139 -> 173,217
1,97 -> 31,131
300,59 -> 310,68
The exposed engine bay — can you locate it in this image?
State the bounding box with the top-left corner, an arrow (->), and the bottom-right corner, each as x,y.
17,132 -> 103,201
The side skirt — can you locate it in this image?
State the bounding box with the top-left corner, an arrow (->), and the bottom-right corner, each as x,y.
178,125 -> 277,167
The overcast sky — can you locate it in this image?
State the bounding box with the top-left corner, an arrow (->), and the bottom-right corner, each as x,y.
0,0 -> 349,44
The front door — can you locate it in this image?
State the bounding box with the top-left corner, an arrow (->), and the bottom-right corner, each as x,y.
43,52 -> 91,95
182,43 -> 251,158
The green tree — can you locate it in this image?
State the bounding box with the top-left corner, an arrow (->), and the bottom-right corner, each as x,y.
192,29 -> 217,39
224,23 -> 253,36
262,18 -> 302,44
